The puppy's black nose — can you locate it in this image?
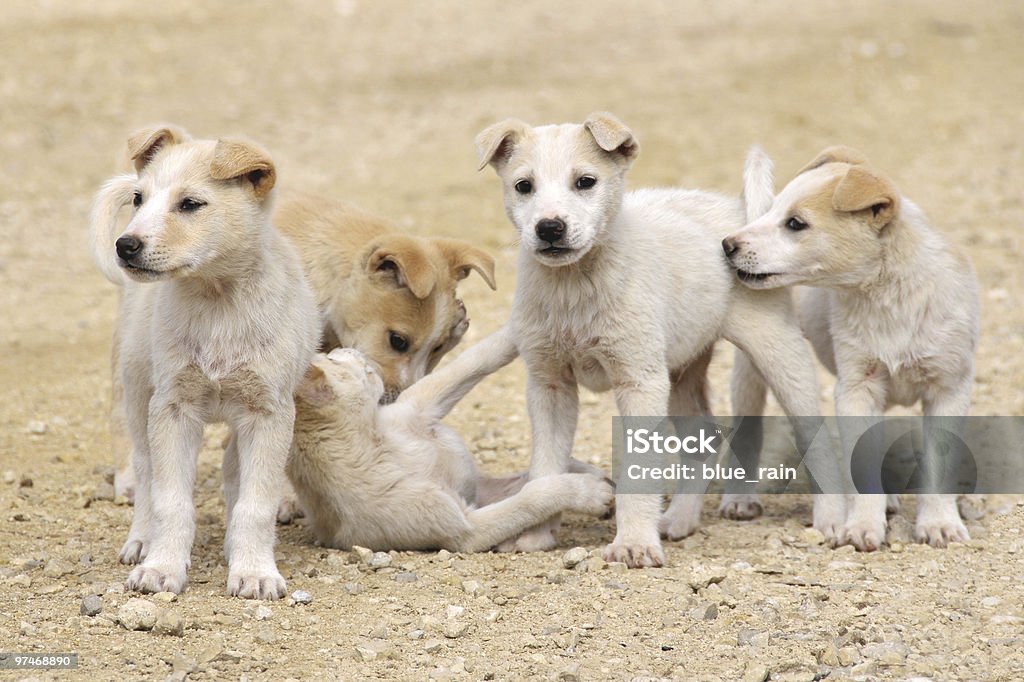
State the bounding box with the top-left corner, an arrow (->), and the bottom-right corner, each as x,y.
536,218 -> 566,244
116,236 -> 143,261
722,237 -> 739,258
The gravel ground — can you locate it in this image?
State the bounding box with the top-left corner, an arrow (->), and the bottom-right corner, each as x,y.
1,2 -> 1023,680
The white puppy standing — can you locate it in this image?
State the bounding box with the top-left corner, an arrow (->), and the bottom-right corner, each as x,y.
723,146 -> 979,550
90,125 -> 319,598
475,113 -> 834,567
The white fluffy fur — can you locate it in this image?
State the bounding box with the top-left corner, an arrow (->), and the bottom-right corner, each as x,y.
476,114 -> 830,568
90,126 -> 318,598
724,146 -> 979,550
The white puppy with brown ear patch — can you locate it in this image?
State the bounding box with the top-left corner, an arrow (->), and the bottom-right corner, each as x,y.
475,113 -> 832,568
723,146 -> 979,550
90,125 -> 319,598
287,329 -> 614,552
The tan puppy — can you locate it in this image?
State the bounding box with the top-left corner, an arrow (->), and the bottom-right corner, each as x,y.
287,330 -> 614,552
90,125 -> 319,598
275,193 -> 497,401
723,146 -> 979,550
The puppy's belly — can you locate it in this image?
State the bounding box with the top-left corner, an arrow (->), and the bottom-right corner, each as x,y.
572,356 -> 612,393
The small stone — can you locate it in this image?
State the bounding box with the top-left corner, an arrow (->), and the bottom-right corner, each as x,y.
369,624 -> 388,639
354,644 -> 378,662
818,642 -> 840,666
607,561 -> 628,573
800,528 -> 825,545
291,590 -> 312,605
408,629 -> 426,640
394,571 -> 418,583
80,594 -> 103,617
688,565 -> 728,591
19,475 -> 33,488
27,420 -> 47,434
461,580 -> 481,595
742,662 -> 769,682
254,605 -> 273,620
20,621 -> 37,636
151,591 -> 177,603
980,596 -> 1001,608
197,644 -> 223,665
689,602 -> 718,621
368,552 -> 392,569
424,638 -> 446,653
154,609 -> 184,637
43,559 -> 74,578
117,597 -> 159,631
219,650 -> 244,663
436,549 -> 452,561
3,470 -> 16,484
737,629 -> 769,647
172,651 -> 197,674
92,482 -> 115,502
446,605 -> 465,619
582,556 -> 607,573
443,620 -> 469,638
352,546 -> 374,564
344,582 -> 364,595
837,646 -> 861,666
256,626 -> 278,644
562,547 -> 588,568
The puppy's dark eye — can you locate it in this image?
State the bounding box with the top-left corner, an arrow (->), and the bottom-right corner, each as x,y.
389,332 -> 409,353
132,191 -> 143,208
786,216 -> 808,231
179,197 -> 206,212
576,175 -> 597,190
514,179 -> 533,195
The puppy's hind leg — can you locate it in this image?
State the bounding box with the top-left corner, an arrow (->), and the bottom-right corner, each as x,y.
914,384 -> 971,547
719,349 -> 766,521
661,348 -> 714,541
458,474 -> 614,553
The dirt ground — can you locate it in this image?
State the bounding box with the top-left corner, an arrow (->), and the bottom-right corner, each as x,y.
2,1 -> 1023,680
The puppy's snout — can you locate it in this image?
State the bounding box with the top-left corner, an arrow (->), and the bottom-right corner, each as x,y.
535,218 -> 566,244
116,235 -> 144,261
722,236 -> 741,259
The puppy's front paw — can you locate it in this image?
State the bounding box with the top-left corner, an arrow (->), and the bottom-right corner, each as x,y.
227,568 -> 287,600
118,539 -> 147,565
126,562 -> 187,594
812,495 -> 847,547
842,518 -> 886,552
719,494 -> 764,520
449,298 -> 469,345
568,474 -> 615,516
658,510 -> 699,541
602,540 -> 665,568
276,496 -> 304,525
914,516 -> 969,548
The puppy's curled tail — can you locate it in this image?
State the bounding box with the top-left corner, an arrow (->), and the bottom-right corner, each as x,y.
89,175 -> 136,285
741,145 -> 774,223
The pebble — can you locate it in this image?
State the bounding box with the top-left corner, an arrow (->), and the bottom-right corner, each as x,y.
19,475 -> 33,488
92,482 -> 115,502
446,605 -> 465,619
291,590 -> 313,605
256,626 -> 278,644
351,546 -> 374,564
354,644 -> 378,662
981,596 -> 1001,607
20,621 -> 37,636
27,420 -> 47,434
557,663 -> 581,681
688,565 -> 727,591
689,602 -> 718,621
368,552 -> 393,569
344,582 -> 364,595
394,571 -> 418,583
461,580 -> 482,595
254,605 -> 273,620
443,620 -> 469,638
172,651 -> 197,675
2,470 -> 15,484
154,609 -> 185,637
80,594 -> 103,616
562,547 -> 588,568
408,629 -> 425,640
424,639 -> 446,653
737,629 -> 769,647
43,559 -> 74,578
117,598 -> 159,631
151,591 -> 177,603
800,528 -> 825,545
742,663 -> 769,682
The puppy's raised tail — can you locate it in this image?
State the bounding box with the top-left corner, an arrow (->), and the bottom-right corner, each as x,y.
89,175 -> 136,285
741,145 -> 774,223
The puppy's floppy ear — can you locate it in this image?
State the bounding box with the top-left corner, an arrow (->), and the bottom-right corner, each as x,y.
127,124 -> 191,173
583,111 -> 639,164
832,165 -> 900,229
798,145 -> 869,175
436,238 -> 497,290
295,362 -> 334,407
210,138 -> 276,199
364,235 -> 437,299
475,118 -> 529,171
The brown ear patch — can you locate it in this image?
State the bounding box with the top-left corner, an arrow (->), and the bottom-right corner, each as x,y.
210,138 -> 277,199
798,145 -> 870,176
365,235 -> 438,299
295,362 -> 334,407
583,111 -> 639,162
435,238 -> 497,290
127,124 -> 191,173
832,165 -> 900,229
475,118 -> 530,171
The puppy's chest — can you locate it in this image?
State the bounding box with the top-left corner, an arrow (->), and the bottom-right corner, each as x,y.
167,362 -> 275,416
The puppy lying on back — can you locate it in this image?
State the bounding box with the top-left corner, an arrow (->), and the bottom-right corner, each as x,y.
287,329 -> 613,552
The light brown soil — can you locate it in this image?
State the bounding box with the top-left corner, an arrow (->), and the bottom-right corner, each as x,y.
1,2 -> 1022,680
